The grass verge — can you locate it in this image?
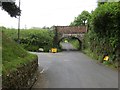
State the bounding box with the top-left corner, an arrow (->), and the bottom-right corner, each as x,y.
2,32 -> 37,75
83,48 -> 118,70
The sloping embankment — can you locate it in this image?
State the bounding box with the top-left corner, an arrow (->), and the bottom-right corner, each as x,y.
2,33 -> 38,89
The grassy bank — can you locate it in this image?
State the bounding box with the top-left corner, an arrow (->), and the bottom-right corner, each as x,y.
2,32 -> 37,75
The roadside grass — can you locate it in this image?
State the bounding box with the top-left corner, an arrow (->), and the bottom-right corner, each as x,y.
68,37 -> 118,69
83,49 -> 118,70
2,33 -> 37,75
83,49 -> 97,60
0,31 -> 2,75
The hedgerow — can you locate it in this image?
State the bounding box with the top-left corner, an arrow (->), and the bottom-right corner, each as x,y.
3,28 -> 54,52
83,2 -> 120,67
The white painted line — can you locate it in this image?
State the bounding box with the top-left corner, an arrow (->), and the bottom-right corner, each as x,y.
38,63 -> 40,66
63,59 -> 70,61
40,69 -> 44,74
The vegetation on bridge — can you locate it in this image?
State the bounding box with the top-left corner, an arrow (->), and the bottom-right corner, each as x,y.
70,2 -> 120,68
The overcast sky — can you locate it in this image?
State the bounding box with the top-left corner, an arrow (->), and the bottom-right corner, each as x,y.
0,0 -> 97,29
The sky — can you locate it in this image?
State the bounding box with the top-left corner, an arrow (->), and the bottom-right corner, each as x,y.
0,0 -> 98,29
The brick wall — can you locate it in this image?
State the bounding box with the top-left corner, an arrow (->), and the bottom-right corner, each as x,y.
56,26 -> 87,34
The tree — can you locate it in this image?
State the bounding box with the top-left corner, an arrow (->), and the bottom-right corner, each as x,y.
91,2 -> 120,38
80,11 -> 90,25
70,10 -> 90,26
82,2 -> 119,65
0,2 -> 21,17
97,0 -> 108,6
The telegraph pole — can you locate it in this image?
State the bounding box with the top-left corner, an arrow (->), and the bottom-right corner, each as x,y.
18,0 -> 21,43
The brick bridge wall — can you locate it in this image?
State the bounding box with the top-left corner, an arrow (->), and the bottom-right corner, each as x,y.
55,26 -> 87,34
54,26 -> 87,43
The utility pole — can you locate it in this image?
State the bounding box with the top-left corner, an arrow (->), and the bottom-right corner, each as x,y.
18,0 -> 21,43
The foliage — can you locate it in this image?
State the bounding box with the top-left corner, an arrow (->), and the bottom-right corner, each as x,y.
82,2 -> 119,68
91,3 -> 120,38
70,10 -> 90,26
97,0 -> 107,6
3,28 -> 54,52
97,0 -> 120,6
69,39 -> 81,50
91,2 -> 120,53
2,32 -> 37,74
1,2 -> 21,17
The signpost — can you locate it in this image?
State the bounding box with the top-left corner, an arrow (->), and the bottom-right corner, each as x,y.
18,0 -> 20,43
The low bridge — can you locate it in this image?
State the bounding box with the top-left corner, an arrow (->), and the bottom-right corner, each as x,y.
53,26 -> 87,49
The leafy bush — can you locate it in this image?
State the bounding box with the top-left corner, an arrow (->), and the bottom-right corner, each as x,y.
3,29 -> 55,52
91,3 -> 120,47
83,2 -> 119,68
69,39 -> 81,50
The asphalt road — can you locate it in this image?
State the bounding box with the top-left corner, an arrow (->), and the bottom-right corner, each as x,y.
32,43 -> 118,88
60,42 -> 77,51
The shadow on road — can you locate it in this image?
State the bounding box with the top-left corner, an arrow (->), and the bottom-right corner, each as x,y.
61,49 -> 79,52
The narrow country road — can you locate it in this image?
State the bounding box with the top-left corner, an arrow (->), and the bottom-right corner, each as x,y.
32,43 -> 118,88
60,42 -> 77,51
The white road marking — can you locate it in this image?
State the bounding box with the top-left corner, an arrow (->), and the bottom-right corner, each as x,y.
63,59 -> 70,61
40,69 -> 44,74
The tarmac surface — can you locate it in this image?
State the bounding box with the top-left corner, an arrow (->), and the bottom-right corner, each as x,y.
32,43 -> 118,88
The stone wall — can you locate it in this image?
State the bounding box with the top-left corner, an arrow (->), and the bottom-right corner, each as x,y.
55,26 -> 87,34
2,58 -> 38,90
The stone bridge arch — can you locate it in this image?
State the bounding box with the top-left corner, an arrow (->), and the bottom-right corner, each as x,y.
58,36 -> 82,50
53,26 -> 87,49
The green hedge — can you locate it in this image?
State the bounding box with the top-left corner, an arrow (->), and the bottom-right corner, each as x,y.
3,29 -> 55,52
83,2 -> 120,68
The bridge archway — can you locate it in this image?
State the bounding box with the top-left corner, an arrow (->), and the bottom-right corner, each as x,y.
58,36 -> 82,50
53,26 -> 87,50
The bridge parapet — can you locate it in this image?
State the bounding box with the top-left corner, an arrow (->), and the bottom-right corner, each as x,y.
55,26 -> 87,34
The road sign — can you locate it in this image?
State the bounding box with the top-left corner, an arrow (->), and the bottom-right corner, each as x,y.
51,48 -> 57,53
103,56 -> 109,61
